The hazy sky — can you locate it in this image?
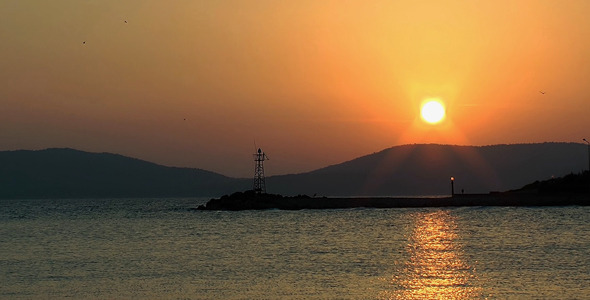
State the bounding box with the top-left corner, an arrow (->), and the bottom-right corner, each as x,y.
2,0 -> 589,177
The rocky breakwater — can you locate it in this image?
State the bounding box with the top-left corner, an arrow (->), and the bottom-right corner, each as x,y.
197,190 -> 314,210
197,190 -> 590,211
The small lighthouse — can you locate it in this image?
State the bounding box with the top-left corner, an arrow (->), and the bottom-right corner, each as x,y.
253,148 -> 269,194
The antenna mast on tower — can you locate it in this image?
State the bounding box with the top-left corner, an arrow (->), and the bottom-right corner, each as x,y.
253,148 -> 269,194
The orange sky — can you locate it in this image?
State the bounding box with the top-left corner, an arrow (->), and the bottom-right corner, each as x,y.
1,0 -> 589,177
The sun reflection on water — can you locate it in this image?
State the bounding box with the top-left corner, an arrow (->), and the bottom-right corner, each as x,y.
382,211 -> 483,299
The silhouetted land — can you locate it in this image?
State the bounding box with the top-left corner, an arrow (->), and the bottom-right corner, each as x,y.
198,172 -> 590,210
0,148 -> 249,199
514,171 -> 590,194
267,143 -> 587,196
0,143 -> 587,199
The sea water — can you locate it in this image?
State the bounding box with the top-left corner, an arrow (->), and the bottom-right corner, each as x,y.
1,198 -> 589,299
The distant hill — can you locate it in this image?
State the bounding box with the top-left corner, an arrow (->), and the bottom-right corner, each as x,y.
0,148 -> 249,199
0,143 -> 587,199
514,171 -> 589,194
267,143 -> 588,196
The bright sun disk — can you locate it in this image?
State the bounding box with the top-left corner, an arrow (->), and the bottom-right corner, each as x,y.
421,100 -> 445,124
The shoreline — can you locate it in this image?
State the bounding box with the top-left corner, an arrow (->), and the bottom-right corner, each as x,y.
197,191 -> 590,210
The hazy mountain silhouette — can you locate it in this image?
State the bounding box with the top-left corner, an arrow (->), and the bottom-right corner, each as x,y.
0,148 -> 249,199
0,143 -> 587,199
266,143 -> 588,196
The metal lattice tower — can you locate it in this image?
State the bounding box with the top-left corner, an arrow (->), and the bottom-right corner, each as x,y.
253,148 -> 269,194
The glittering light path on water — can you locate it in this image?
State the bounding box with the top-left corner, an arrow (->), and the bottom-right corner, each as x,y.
383,211 -> 483,299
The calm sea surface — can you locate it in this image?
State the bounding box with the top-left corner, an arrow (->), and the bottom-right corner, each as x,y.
1,198 -> 589,299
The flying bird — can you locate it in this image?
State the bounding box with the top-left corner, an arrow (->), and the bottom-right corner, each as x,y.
539,91 -> 546,94
124,20 -> 128,23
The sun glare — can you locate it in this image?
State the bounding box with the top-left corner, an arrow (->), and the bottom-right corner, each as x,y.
421,100 -> 446,124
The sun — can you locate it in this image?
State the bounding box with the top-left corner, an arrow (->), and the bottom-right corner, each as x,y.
421,100 -> 446,124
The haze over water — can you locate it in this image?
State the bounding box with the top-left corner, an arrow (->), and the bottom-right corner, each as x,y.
2,198 -> 589,299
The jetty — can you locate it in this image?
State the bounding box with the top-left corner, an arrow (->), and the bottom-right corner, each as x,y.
196,190 -> 589,211
196,150 -> 589,211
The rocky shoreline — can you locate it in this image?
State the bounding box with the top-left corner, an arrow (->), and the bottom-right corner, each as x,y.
196,190 -> 589,211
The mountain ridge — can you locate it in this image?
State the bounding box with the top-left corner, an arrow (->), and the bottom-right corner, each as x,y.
0,143 -> 587,198
0,148 -> 249,199
266,142 -> 587,196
